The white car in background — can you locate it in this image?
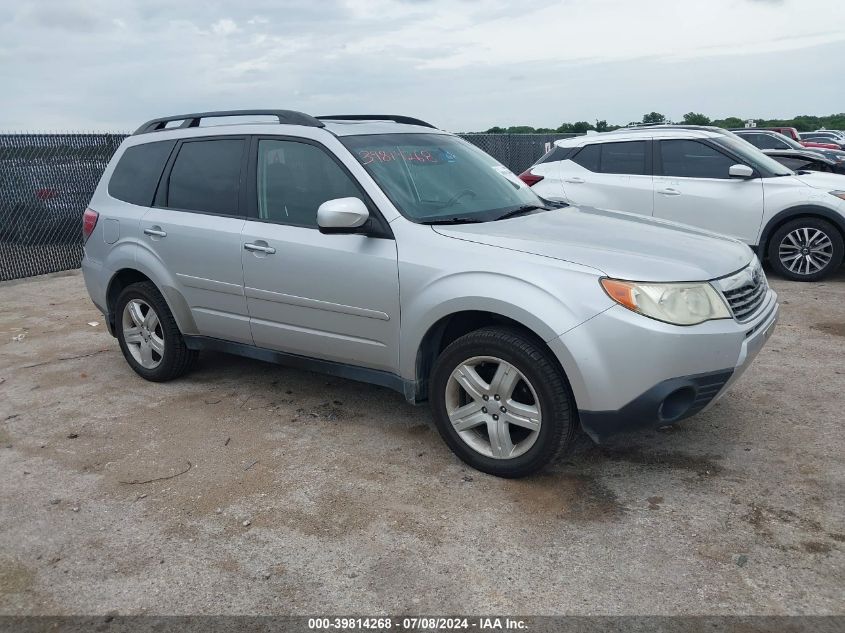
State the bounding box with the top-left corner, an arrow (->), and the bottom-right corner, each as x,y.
522,126 -> 845,281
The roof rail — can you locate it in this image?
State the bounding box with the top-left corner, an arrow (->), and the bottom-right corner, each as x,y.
317,114 -> 438,129
133,109 -> 325,134
622,124 -> 733,135
625,121 -> 675,128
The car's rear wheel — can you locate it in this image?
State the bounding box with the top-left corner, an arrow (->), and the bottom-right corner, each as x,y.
768,218 -> 844,281
430,326 -> 576,478
115,281 -> 197,381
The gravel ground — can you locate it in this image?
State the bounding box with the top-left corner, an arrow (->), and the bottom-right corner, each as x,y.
0,268 -> 843,616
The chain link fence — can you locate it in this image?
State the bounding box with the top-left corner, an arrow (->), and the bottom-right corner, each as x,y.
0,134 -> 126,281
0,132 -> 574,282
459,133 -> 577,175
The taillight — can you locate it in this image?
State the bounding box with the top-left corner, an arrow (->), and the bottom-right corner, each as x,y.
82,208 -> 99,242
519,170 -> 544,186
35,188 -> 58,200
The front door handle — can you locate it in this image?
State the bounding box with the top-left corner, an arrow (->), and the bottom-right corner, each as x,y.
658,187 -> 681,196
564,177 -> 585,184
143,227 -> 167,237
244,242 -> 276,255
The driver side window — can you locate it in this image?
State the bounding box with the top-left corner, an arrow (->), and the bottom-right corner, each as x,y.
256,139 -> 363,228
659,140 -> 736,179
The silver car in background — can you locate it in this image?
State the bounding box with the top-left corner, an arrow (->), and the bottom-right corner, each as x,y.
81,110 -> 778,477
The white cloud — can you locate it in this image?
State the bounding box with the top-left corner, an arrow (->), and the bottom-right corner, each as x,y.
211,18 -> 239,36
0,0 -> 843,131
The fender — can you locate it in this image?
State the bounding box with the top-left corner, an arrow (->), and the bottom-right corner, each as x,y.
758,205 -> 845,255
398,270 -> 612,382
107,238 -> 198,335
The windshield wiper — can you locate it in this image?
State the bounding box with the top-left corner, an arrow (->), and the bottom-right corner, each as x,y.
419,216 -> 484,225
494,204 -> 549,221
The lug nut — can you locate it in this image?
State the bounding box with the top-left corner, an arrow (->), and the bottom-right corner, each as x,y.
494,395 -> 500,401
482,395 -> 489,401
500,406 -> 506,413
482,407 -> 487,413
492,414 -> 499,421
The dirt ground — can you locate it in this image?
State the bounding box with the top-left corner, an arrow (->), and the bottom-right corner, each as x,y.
0,268 -> 843,616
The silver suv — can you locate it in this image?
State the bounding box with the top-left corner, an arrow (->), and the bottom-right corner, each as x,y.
81,110 -> 779,477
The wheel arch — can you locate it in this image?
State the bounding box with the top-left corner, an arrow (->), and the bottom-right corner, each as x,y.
105,267 -> 196,337
410,309 -> 571,404
759,205 -> 845,259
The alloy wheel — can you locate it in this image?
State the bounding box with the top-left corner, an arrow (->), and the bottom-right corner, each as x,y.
778,227 -> 833,276
122,299 -> 164,369
444,355 -> 542,459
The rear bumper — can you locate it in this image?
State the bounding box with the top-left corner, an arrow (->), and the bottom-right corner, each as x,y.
549,290 -> 779,442
81,253 -> 111,331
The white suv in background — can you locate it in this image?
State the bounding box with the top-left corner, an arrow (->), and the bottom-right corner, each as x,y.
523,126 -> 845,281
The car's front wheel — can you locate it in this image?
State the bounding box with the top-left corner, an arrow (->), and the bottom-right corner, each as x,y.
115,281 -> 197,381
430,326 -> 577,478
768,218 -> 844,281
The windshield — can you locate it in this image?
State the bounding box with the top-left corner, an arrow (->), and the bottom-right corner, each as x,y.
341,133 -> 545,223
714,134 -> 793,177
772,134 -> 804,150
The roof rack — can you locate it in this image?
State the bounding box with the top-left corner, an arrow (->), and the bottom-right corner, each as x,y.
317,114 -> 438,129
133,109 -> 325,135
621,124 -> 733,135
625,121 -> 675,128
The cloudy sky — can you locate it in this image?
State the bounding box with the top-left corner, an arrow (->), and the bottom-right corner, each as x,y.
1,0 -> 843,132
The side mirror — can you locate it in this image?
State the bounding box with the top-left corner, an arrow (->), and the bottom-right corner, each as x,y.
317,197 -> 370,234
729,164 -> 754,179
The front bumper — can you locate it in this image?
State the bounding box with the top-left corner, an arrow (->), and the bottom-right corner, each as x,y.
549,289 -> 779,442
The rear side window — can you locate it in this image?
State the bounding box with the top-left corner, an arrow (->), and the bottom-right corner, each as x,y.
571,144 -> 600,171
167,139 -> 245,215
743,133 -> 786,150
534,145 -> 570,166
108,140 -> 175,206
571,142 -> 647,175
660,140 -> 735,179
600,141 -> 647,175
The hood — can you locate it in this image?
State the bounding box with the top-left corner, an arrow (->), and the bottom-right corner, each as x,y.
790,170 -> 845,191
433,205 -> 753,282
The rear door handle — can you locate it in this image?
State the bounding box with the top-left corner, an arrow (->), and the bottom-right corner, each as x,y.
244,242 -> 276,255
564,177 -> 585,184
657,187 -> 681,196
143,227 -> 167,237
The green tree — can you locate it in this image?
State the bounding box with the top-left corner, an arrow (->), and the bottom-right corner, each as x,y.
505,125 -> 536,134
642,112 -> 666,124
711,116 -> 744,129
682,112 -> 711,125
479,112 -> 845,134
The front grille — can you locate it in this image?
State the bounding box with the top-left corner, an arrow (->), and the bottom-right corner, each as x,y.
687,372 -> 732,416
717,261 -> 768,322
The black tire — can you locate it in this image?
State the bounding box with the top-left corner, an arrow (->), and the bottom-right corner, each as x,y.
115,281 -> 197,382
767,217 -> 844,281
429,326 -> 577,478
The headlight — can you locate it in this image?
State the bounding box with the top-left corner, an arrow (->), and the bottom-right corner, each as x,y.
829,190 -> 845,201
600,278 -> 731,325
